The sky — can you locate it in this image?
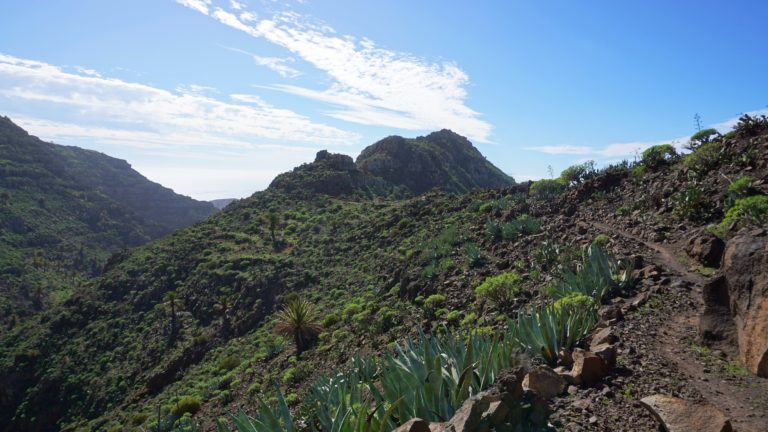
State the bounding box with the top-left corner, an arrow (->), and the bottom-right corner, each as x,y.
1,0 -> 767,200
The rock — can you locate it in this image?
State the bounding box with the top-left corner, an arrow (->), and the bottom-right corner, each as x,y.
687,232 -> 725,268
699,276 -> 737,343
589,326 -> 618,346
393,418 -> 431,432
722,234 -> 768,376
556,349 -> 573,367
428,423 -> 449,432
590,343 -> 617,370
599,305 -> 623,322
569,348 -> 608,386
576,222 -> 589,235
522,366 -> 566,400
447,390 -> 498,432
640,395 -> 733,432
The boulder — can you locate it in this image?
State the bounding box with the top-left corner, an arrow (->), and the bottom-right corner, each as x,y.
589,326 -> 618,346
598,305 -> 623,322
447,390 -> 498,432
698,276 -> 737,344
722,234 -> 768,376
640,395 -> 733,432
569,348 -> 608,385
393,418 -> 431,432
590,343 -> 617,370
521,366 -> 566,400
687,233 -> 725,268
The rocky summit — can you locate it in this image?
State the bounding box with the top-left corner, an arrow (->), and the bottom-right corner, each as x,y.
1,116 -> 768,432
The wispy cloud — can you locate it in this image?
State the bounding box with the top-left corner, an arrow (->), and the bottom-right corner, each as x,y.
524,145 -> 592,155
0,53 -> 357,145
252,55 -> 300,77
176,0 -> 212,15
179,2 -> 493,142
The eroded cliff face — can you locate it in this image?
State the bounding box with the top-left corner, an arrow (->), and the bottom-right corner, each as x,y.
722,232 -> 768,376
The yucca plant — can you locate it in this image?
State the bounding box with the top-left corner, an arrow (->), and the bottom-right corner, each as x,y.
273,297 -> 323,354
510,302 -> 598,366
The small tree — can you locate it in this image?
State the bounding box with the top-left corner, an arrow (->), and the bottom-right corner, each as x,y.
529,178 -> 566,199
559,161 -> 596,185
687,128 -> 720,150
641,144 -> 677,169
274,297 -> 323,355
267,212 -> 280,248
163,291 -> 179,335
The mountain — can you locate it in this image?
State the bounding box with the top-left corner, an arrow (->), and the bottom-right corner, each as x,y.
0,116 -> 216,322
356,129 -> 515,194
1,118 -> 767,432
209,199 -> 237,210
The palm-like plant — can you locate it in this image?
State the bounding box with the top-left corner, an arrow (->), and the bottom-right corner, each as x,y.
274,297 -> 323,354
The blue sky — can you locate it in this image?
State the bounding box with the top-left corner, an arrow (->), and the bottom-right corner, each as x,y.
1,0 -> 767,200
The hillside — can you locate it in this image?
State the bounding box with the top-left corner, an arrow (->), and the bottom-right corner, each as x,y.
356,129 -> 515,194
0,117 -> 216,324
1,118 -> 767,432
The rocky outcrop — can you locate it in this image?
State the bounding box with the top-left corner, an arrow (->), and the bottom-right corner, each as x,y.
686,232 -> 725,268
699,232 -> 768,375
640,395 -> 733,432
357,130 -> 514,195
721,232 -> 768,376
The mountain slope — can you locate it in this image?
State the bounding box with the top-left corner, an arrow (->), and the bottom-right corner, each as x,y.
0,116 -> 216,321
356,129 -> 515,194
1,119 -> 766,431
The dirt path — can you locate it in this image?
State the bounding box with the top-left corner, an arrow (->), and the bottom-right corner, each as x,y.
594,222 -> 768,432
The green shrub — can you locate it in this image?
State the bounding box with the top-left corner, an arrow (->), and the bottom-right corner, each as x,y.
342,303 -> 363,320
464,242 -> 484,267
171,396 -> 202,417
592,234 -> 610,247
129,412 -> 149,426
424,294 -> 446,312
715,195 -> 768,237
548,244 -> 634,303
689,128 -> 720,149
375,306 -> 399,332
530,178 -> 566,199
218,354 -> 241,371
475,272 -> 522,309
552,293 -> 595,313
445,310 -> 461,326
641,144 -> 677,169
560,161 -> 596,185
322,312 -> 340,327
726,176 -> 753,208
683,141 -> 722,175
673,184 -> 707,221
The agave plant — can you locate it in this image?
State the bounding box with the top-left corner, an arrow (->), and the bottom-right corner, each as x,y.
510,302 -> 598,366
216,384 -> 295,432
273,297 -> 323,354
548,244 -> 634,303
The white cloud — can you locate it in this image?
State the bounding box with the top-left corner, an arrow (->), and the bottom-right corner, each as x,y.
176,83 -> 218,95
252,55 -> 300,77
177,2 -> 493,142
176,0 -> 212,15
711,108 -> 768,132
0,53 -> 357,145
230,0 -> 245,10
524,145 -> 592,155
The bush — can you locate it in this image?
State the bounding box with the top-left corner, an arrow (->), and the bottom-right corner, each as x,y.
560,161 -> 596,185
475,272 -> 522,309
683,141 -> 722,175
689,128 -> 720,149
424,294 -> 446,312
714,195 -> 768,237
592,234 -> 610,247
218,354 -> 241,371
129,412 -> 149,426
552,292 -> 595,313
171,396 -> 202,417
641,144 -> 677,169
673,184 -> 707,221
530,178 -> 566,199
322,312 -> 340,327
726,176 -> 753,208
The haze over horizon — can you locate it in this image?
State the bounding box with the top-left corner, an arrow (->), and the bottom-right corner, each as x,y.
1,0 -> 766,200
